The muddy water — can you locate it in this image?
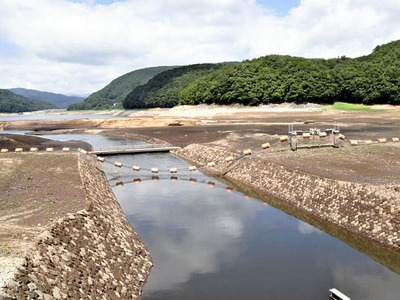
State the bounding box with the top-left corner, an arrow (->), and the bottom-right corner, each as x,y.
102,152 -> 400,300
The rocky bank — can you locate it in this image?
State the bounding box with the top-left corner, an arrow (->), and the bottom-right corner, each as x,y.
175,144 -> 400,249
1,154 -> 152,299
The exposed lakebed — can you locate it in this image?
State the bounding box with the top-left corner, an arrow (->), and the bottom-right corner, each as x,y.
2,130 -> 400,299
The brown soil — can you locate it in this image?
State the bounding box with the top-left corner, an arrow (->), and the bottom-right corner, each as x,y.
0,154 -> 86,258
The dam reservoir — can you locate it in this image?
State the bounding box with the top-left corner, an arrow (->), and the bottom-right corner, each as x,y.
2,130 -> 400,299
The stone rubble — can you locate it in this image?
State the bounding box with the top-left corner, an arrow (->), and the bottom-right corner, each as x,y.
175,144 -> 400,249
2,155 -> 152,299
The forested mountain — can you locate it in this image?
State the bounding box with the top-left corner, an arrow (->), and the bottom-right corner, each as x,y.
68,66 -> 175,110
179,40 -> 400,106
0,90 -> 56,113
123,63 -> 230,108
9,88 -> 84,109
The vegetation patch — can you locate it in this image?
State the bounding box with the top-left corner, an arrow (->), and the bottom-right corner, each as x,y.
332,102 -> 373,111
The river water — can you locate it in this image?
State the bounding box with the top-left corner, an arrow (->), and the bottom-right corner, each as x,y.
2,130 -> 400,299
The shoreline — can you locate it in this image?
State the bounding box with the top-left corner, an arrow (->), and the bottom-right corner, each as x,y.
174,144 -> 400,251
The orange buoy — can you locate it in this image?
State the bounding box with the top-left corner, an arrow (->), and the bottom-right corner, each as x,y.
46,148 -> 54,152
170,168 -> 178,173
392,137 -> 399,143
319,132 -> 327,138
225,156 -> 234,162
189,178 -> 197,184
152,176 -> 159,182
302,133 -> 311,139
79,148 -> 88,155
116,181 -> 124,187
188,166 -> 197,171
339,134 -> 345,140
62,147 -> 70,152
115,162 -> 123,168
244,194 -> 251,199
132,166 -> 141,171
30,147 -> 39,152
280,135 -> 288,142
243,149 -> 252,156
15,148 -> 23,153
97,156 -> 105,162
151,168 -> 159,173
208,182 -> 215,188
378,138 -> 386,144
1,149 -> 9,153
170,177 -> 178,182
226,187 -> 234,193
133,178 -> 141,184
350,140 -> 358,146
261,143 -> 270,149
363,140 -> 372,145
207,162 -> 216,167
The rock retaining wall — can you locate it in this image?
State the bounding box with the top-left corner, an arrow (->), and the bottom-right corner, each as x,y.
2,155 -> 152,299
175,144 -> 400,249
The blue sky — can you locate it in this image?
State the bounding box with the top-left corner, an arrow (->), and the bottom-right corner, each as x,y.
0,0 -> 399,94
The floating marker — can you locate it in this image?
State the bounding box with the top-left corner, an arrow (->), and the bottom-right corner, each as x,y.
15,148 -> 23,153
30,147 -> 39,152
302,133 -> 311,138
378,138 -> 387,144
280,135 -> 288,142
226,187 -> 234,193
207,162 -> 216,167
363,140 -> 372,145
170,168 -> 178,173
350,140 -> 358,146
170,177 -> 178,182
62,147 -> 70,152
116,181 -> 124,187
244,194 -> 251,199
189,178 -> 197,184
261,143 -> 270,149
132,166 -> 141,171
243,149 -> 252,156
133,178 -> 141,184
339,134 -> 345,140
392,137 -> 399,143
225,156 -> 234,162
152,176 -> 159,182
46,148 -> 54,152
151,168 -> 159,173
115,162 -> 123,168
79,148 -> 88,155
1,149 -> 9,153
97,156 -> 105,162
188,166 -> 197,171
319,132 -> 327,138
208,182 -> 215,188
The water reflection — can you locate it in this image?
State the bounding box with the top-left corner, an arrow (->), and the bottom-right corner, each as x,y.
107,153 -> 400,300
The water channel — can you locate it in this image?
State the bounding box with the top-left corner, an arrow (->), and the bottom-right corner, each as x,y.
2,130 -> 400,299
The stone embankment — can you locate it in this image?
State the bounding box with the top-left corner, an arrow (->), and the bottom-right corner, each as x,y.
175,144 -> 400,249
2,155 -> 152,299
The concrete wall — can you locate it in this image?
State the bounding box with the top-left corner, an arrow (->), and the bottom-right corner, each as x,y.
3,155 -> 152,299
175,144 -> 400,250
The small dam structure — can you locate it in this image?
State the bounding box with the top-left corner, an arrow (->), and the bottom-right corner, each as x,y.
288,124 -> 341,151
89,144 -> 181,156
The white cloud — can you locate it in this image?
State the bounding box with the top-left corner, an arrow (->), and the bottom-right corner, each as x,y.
0,0 -> 399,94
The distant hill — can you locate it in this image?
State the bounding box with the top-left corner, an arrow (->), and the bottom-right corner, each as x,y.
178,40 -> 400,106
68,66 -> 176,110
9,88 -> 84,109
123,63 -> 230,109
0,89 -> 56,113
